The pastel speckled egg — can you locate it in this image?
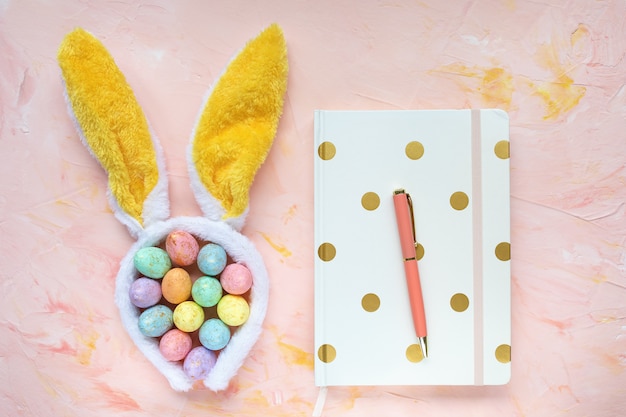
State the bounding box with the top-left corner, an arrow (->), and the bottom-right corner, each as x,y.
199,318 -> 231,350
129,277 -> 162,308
191,276 -> 223,307
216,294 -> 250,326
159,329 -> 193,361
133,247 -> 172,279
183,346 -> 217,380
173,301 -> 205,332
138,305 -> 173,337
220,263 -> 253,295
161,268 -> 192,304
165,230 -> 199,267
197,243 -> 227,276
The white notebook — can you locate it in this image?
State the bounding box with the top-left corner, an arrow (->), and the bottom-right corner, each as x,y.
314,109 -> 511,386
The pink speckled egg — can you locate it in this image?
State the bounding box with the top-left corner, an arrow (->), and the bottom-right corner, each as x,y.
165,230 -> 199,266
129,277 -> 162,308
220,263 -> 252,295
159,329 -> 192,361
183,346 -> 217,380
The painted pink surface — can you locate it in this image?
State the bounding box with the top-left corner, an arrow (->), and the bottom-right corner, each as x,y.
1,0 -> 625,415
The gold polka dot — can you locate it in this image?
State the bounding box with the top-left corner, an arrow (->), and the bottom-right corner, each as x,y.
415,243 -> 424,261
406,344 -> 424,363
450,293 -> 470,312
450,191 -> 469,210
361,293 -> 380,312
495,344 -> 511,363
405,141 -> 424,160
318,344 -> 336,363
495,242 -> 511,261
318,142 -> 336,160
494,140 -> 510,159
361,192 -> 380,211
318,243 -> 336,262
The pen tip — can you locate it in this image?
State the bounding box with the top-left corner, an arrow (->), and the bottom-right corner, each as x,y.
419,336 -> 428,358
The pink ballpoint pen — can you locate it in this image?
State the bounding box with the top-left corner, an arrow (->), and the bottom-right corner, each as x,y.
393,189 -> 428,358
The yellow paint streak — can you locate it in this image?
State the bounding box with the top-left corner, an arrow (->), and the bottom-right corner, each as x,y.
532,75 -> 585,120
284,394 -> 314,409
598,315 -> 616,324
592,274 -> 607,284
343,386 -> 362,411
282,204 -> 297,224
532,43 -> 586,120
479,67 -> 514,110
37,371 -> 59,398
245,390 -> 271,407
260,232 -> 292,257
571,24 -> 590,46
432,64 -> 514,110
75,330 -> 99,365
435,37 -> 587,120
269,325 -> 314,369
435,62 -> 480,78
277,339 -> 314,369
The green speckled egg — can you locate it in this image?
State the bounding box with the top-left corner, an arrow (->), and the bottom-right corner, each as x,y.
133,247 -> 172,279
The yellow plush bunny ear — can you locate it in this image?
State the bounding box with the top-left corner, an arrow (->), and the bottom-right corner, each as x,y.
58,28 -> 169,237
189,24 -> 288,229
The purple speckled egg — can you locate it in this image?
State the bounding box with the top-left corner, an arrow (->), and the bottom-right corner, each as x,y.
183,346 -> 217,380
129,277 -> 162,308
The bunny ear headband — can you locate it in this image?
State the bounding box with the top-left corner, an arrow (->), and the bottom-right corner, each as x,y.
57,25 -> 288,391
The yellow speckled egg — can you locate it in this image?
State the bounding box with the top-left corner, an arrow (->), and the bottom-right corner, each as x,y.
217,294 -> 250,326
173,301 -> 205,332
161,268 -> 192,304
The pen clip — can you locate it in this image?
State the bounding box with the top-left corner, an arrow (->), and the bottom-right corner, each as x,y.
394,189 -> 417,248
405,193 -> 417,248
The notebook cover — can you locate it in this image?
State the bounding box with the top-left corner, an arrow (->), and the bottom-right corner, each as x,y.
314,109 -> 511,386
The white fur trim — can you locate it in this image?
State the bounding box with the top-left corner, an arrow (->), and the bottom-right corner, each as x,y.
106,189 -> 144,239
115,217 -> 269,392
141,123 -> 170,228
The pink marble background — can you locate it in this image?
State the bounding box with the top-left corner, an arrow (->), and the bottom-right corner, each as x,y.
1,0 -> 625,415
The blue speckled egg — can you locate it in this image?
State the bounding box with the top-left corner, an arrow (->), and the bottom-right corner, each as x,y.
138,305 -> 173,337
133,247 -> 172,279
197,243 -> 227,276
199,318 -> 231,350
